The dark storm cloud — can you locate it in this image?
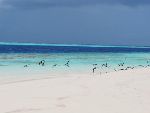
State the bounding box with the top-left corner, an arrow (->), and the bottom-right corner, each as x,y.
0,0 -> 150,45
1,0 -> 150,9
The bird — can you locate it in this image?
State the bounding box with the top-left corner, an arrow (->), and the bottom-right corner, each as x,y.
24,65 -> 28,67
125,66 -> 134,70
118,62 -> 124,67
52,64 -> 57,67
102,63 -> 108,67
39,60 -> 45,66
42,62 -> 45,66
138,65 -> 145,67
93,64 -> 98,66
38,61 -> 42,65
147,60 -> 150,64
114,69 -> 117,71
65,60 -> 70,67
93,67 -> 96,73
146,64 -> 150,67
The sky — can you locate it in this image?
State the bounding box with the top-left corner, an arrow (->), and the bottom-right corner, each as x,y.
0,0 -> 150,46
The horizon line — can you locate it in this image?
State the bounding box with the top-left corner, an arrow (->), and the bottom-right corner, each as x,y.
0,42 -> 150,49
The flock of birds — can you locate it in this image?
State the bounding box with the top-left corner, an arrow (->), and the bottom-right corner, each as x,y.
24,60 -> 70,68
92,60 -> 150,74
23,59 -> 150,75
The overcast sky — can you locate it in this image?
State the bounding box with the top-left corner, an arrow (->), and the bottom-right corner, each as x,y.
0,0 -> 150,46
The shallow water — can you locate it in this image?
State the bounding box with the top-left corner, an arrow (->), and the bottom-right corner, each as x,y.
0,52 -> 150,77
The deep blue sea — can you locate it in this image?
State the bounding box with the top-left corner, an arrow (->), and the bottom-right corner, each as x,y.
0,43 -> 150,53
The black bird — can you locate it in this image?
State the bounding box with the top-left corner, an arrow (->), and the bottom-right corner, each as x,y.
41,60 -> 45,66
125,67 -> 129,70
39,60 -> 45,66
138,65 -> 145,67
42,62 -> 45,66
102,63 -> 108,67
93,67 -> 96,73
114,69 -> 117,71
39,61 -> 42,65
126,66 -> 134,70
118,62 -> 124,67
93,64 -> 98,66
131,67 -> 134,69
65,60 -> 70,67
146,65 -> 150,67
147,60 -> 150,64
42,60 -> 45,63
24,65 -> 28,67
105,63 -> 108,67
52,64 -> 57,67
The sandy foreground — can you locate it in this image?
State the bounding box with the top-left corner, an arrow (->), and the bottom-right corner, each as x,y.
0,68 -> 150,113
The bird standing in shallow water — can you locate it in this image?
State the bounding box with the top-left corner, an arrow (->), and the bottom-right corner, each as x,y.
138,65 -> 144,67
102,63 -> 108,67
39,61 -> 42,65
39,60 -> 45,66
125,66 -> 134,70
93,67 -> 96,73
65,60 -> 70,67
52,64 -> 57,67
118,62 -> 124,67
24,65 -> 28,67
93,64 -> 98,66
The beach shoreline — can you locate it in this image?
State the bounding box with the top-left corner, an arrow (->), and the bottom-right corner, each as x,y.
0,68 -> 150,113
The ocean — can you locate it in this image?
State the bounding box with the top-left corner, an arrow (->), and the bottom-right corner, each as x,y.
1,43 -> 150,53
0,43 -> 150,80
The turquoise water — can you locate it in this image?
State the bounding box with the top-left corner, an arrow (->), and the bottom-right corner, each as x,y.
0,52 -> 150,77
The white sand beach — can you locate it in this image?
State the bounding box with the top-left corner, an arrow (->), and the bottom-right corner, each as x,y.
0,68 -> 150,113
